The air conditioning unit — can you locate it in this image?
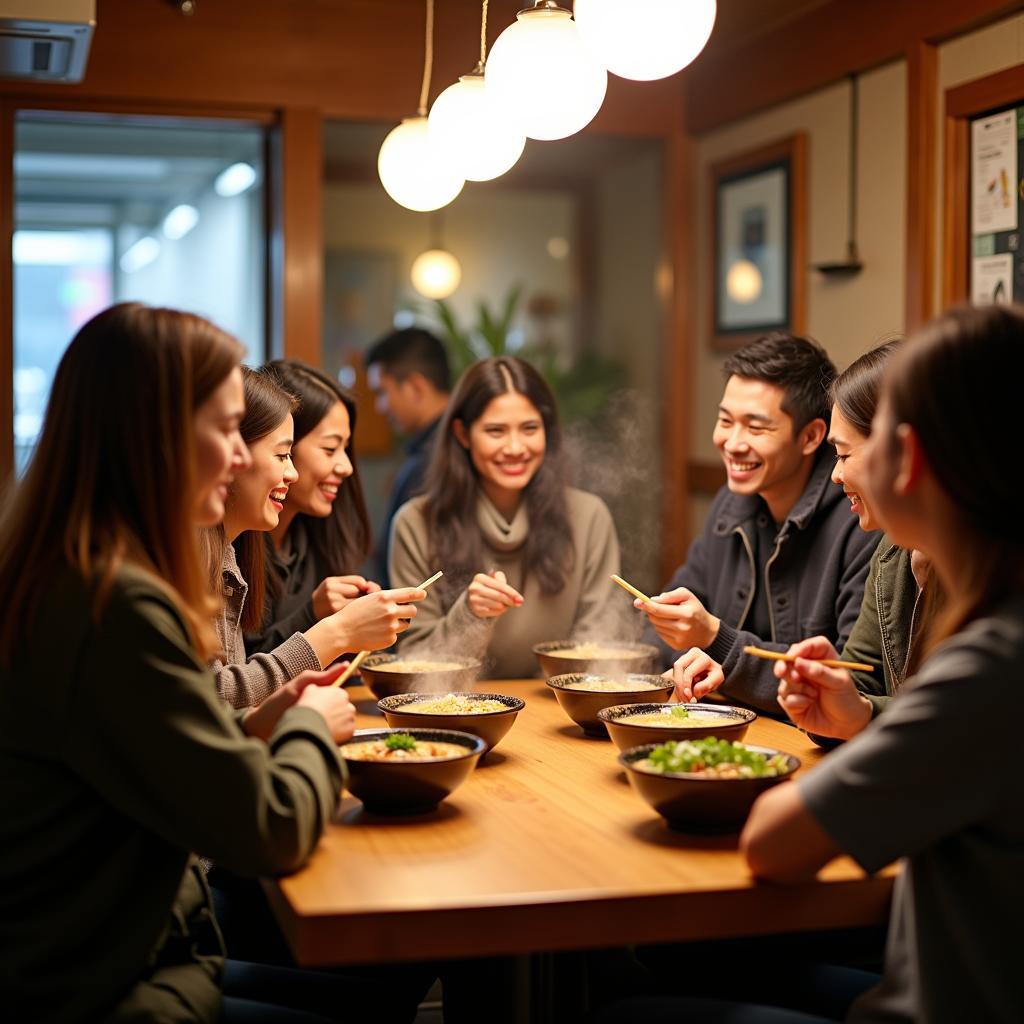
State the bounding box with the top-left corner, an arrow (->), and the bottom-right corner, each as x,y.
0,0 -> 95,83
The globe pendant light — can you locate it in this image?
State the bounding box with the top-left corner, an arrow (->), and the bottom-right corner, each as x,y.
377,0 -> 464,212
485,2 -> 607,142
574,0 -> 717,82
411,248 -> 462,299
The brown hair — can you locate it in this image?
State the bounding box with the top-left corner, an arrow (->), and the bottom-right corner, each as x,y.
422,356 -> 573,596
261,360 -> 371,580
203,366 -> 298,633
0,302 -> 244,662
884,305 -> 1024,656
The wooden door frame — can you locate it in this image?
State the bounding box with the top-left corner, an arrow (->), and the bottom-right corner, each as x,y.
942,64 -> 1024,306
0,96 -> 322,481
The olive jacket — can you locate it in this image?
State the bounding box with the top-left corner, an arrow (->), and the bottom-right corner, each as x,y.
840,536 -> 922,716
0,566 -> 343,1022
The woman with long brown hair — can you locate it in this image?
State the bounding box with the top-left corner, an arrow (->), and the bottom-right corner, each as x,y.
245,360 -> 382,655
389,356 -> 622,678
0,303 -> 355,1022
207,366 -> 424,710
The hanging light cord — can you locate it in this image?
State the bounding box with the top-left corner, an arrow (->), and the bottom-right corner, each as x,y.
417,0 -> 435,116
480,0 -> 490,66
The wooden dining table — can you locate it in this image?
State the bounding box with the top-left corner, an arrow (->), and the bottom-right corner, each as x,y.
263,678 -> 894,969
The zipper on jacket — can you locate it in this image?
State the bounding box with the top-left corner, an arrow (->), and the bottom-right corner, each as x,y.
763,530 -> 786,643
898,586 -> 924,690
733,526 -> 757,630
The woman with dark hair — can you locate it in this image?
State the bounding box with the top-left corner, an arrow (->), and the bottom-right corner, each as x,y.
208,367 -> 424,711
0,303 -> 354,1022
245,359 -> 381,655
389,356 -> 621,678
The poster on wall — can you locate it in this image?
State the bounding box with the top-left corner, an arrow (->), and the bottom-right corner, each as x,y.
971,110 -> 1018,235
971,252 -> 1013,305
969,106 -> 1024,304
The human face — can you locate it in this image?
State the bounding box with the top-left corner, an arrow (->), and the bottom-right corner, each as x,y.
828,406 -> 877,531
227,414 -> 298,538
713,376 -> 817,504
193,366 -> 250,527
458,390 -> 546,511
287,401 -> 353,518
369,365 -> 417,435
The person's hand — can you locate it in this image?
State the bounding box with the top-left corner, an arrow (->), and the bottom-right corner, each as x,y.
774,636 -> 873,741
638,587 -> 720,651
243,663 -> 354,742
331,587 -> 426,651
664,647 -> 725,703
312,575 -> 381,618
467,570 -> 524,620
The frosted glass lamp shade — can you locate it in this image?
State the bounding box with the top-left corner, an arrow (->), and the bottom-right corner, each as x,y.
429,75 -> 526,182
377,117 -> 465,212
726,259 -> 762,304
574,0 -> 717,82
485,8 -> 607,142
411,249 -> 462,299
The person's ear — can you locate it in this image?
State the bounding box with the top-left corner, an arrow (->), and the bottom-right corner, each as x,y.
799,417 -> 827,456
893,423 -> 925,496
452,418 -> 470,449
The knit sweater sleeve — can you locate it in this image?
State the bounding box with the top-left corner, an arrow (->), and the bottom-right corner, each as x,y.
567,493 -> 624,637
212,633 -> 321,710
388,500 -> 493,662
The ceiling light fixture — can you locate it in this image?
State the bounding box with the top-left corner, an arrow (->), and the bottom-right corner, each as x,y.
485,1 -> 607,142
574,0 -> 717,82
161,203 -> 199,240
214,162 -> 257,197
410,210 -> 462,299
378,0 -> 465,212
428,1 -> 526,182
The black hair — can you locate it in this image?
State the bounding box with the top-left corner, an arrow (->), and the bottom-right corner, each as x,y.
723,332 -> 836,433
365,328 -> 451,393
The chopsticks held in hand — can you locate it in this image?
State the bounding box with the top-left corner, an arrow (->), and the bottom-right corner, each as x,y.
610,574 -> 653,606
332,571 -> 444,686
743,645 -> 874,673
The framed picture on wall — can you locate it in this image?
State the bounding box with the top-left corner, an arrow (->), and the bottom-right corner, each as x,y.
710,133 -> 806,348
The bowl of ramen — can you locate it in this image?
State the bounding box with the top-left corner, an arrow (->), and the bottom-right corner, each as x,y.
533,640 -> 660,680
377,692 -> 525,753
620,737 -> 799,832
358,653 -> 481,700
599,702 -> 756,752
545,673 -> 674,737
339,728 -> 486,814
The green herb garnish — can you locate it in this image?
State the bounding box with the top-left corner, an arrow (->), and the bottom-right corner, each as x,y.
670,705 -> 690,719
384,732 -> 418,752
644,737 -> 789,778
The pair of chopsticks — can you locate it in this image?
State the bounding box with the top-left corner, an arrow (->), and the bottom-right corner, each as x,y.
611,574 -> 873,674
332,570 -> 444,686
743,645 -> 874,673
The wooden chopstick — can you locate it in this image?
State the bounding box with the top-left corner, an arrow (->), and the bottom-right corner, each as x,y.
743,645 -> 875,673
332,570 -> 444,686
610,574 -> 653,605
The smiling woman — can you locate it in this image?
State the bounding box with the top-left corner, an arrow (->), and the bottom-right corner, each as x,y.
389,356 -> 625,678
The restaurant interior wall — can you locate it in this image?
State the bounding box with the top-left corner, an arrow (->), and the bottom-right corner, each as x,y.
688,60 -> 908,533
932,11 -> 1024,311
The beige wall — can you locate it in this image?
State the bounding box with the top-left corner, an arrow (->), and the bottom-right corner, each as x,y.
933,13 -> 1024,311
690,61 -> 908,465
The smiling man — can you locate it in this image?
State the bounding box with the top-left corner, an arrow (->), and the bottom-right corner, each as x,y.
643,333 -> 879,713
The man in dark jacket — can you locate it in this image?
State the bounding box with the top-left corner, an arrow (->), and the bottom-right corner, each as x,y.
366,328 -> 451,586
643,333 -> 879,714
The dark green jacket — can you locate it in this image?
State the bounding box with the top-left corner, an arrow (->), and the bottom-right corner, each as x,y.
841,536 -> 922,716
0,566 -> 344,1022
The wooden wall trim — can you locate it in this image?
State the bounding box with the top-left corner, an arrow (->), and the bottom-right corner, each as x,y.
686,0 -> 1024,136
688,459 -> 726,497
274,108 -> 323,365
942,65 -> 1024,307
905,41 -> 937,331
0,102 -> 13,481
660,124 -> 693,581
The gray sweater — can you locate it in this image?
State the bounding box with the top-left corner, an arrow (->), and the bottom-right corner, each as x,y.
212,542 -> 320,709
